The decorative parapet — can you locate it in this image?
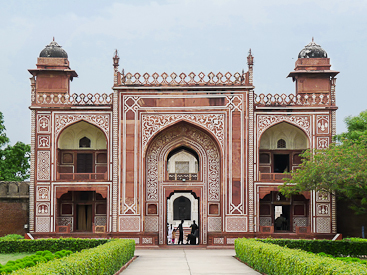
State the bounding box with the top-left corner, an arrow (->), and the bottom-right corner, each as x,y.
35,93 -> 113,106
254,93 -> 330,107
119,71 -> 249,86
0,181 -> 29,199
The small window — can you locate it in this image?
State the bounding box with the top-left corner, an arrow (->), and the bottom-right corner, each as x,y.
277,139 -> 286,149
79,137 -> 91,148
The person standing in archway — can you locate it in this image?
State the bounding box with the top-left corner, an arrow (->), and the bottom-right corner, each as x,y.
177,220 -> 184,245
188,220 -> 199,245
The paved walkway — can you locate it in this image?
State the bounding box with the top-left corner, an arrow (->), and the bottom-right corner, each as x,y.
121,248 -> 261,275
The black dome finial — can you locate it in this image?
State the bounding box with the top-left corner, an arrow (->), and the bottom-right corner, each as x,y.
298,39 -> 327,58
39,39 -> 68,58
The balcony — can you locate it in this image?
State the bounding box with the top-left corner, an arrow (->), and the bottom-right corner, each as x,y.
259,173 -> 292,182
168,173 -> 198,181
57,172 -> 108,181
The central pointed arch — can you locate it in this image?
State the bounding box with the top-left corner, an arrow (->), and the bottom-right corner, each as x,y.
144,122 -> 222,245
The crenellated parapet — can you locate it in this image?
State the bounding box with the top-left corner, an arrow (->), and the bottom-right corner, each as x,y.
119,71 -> 249,86
0,182 -> 29,199
114,49 -> 254,87
254,93 -> 331,107
34,93 -> 113,106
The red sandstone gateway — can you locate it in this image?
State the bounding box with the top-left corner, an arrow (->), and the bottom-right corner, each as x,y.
27,39 -> 338,245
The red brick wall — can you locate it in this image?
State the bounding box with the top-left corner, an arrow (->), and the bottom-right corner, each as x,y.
0,199 -> 29,237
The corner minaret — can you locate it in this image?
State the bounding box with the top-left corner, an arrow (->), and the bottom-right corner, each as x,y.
287,39 -> 338,104
28,39 -> 78,105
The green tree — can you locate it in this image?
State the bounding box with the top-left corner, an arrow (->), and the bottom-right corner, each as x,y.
0,112 -> 30,181
280,110 -> 367,215
334,110 -> 367,142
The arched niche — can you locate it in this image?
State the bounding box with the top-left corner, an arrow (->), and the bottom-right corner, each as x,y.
57,121 -> 108,180
260,122 -> 309,150
145,122 -> 221,245
167,146 -> 199,180
259,122 -> 309,175
58,121 -> 106,150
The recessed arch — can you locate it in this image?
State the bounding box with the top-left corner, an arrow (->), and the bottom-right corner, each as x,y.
144,121 -> 222,245
260,122 -> 309,150
58,120 -> 107,150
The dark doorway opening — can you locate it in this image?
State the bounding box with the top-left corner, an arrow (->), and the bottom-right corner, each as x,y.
274,205 -> 290,231
77,153 -> 93,173
274,154 -> 289,173
76,204 -> 92,231
173,196 -> 191,220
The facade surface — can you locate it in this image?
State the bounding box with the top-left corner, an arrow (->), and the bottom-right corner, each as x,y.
28,40 -> 338,245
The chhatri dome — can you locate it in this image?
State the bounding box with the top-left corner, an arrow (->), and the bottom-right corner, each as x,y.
39,38 -> 68,58
298,38 -> 328,58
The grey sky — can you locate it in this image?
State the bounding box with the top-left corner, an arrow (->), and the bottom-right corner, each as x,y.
1,0 -> 366,145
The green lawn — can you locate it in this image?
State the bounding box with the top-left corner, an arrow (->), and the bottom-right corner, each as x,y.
0,253 -> 35,265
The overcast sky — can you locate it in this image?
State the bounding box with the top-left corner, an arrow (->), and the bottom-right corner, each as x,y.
1,0 -> 366,145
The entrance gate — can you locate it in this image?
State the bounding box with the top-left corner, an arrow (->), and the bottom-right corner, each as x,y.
144,122 -> 221,245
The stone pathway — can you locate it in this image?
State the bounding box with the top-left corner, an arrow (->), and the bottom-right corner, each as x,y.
120,248 -> 261,275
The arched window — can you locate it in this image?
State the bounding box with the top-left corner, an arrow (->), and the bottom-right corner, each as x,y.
79,137 -> 91,148
167,146 -> 199,181
277,139 -> 286,149
173,196 -> 191,220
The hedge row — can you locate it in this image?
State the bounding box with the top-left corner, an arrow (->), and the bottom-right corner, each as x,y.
235,238 -> 367,275
259,238 -> 367,257
0,238 -> 108,253
12,239 -> 135,275
0,250 -> 72,274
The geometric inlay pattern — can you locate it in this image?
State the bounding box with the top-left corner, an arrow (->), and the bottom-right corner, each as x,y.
142,113 -> 225,149
259,217 -> 272,226
95,215 -> 107,226
145,216 -> 159,232
226,216 -> 247,232
37,151 -> 50,181
57,217 -> 73,229
119,216 -> 140,232
208,217 -> 222,232
213,238 -> 224,244
36,217 -> 50,232
316,217 -> 331,233
293,217 -> 308,232
142,238 -> 153,244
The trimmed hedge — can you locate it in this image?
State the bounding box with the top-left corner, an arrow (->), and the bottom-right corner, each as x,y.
0,238 -> 108,253
235,238 -> 367,275
12,239 -> 135,275
0,250 -> 72,274
259,238 -> 367,257
0,235 -> 24,241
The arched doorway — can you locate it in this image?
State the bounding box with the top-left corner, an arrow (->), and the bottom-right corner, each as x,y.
167,192 -> 199,244
144,122 -> 221,245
